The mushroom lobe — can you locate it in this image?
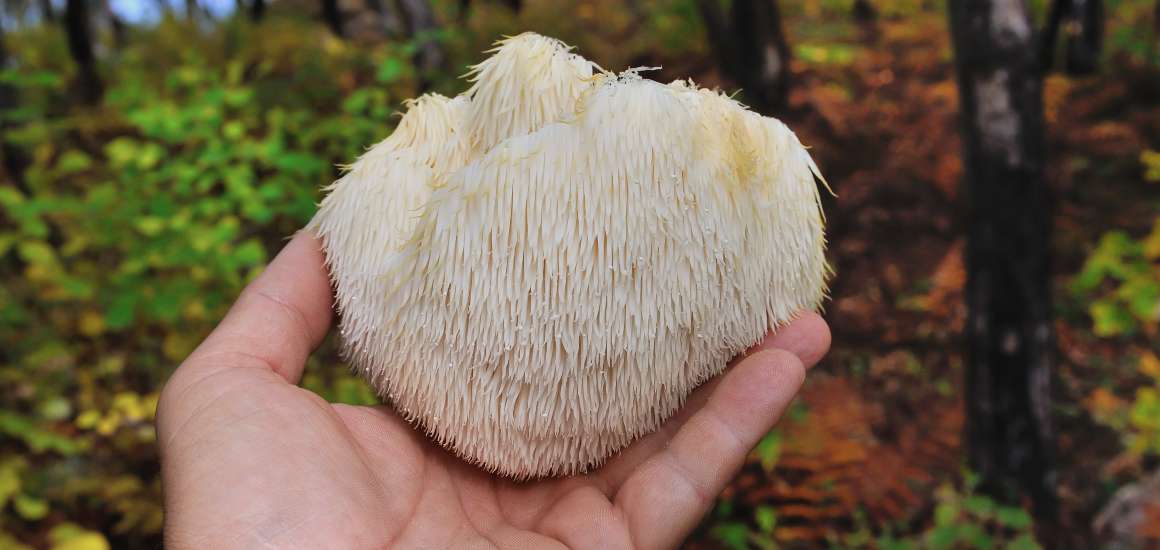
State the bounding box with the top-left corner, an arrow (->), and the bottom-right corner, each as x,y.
309,33 -> 828,479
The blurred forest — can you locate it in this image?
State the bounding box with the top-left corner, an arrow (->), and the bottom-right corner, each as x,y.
0,0 -> 1158,548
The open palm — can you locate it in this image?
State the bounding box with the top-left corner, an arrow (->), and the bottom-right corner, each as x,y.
156,233 -> 830,549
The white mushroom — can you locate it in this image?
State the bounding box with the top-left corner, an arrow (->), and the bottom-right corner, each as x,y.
308,33 -> 829,479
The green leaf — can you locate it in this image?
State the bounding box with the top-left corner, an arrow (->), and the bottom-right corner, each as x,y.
106,292 -> 139,330
57,150 -> 94,173
925,525 -> 960,550
233,239 -> 267,267
962,495 -> 996,517
104,138 -> 140,168
711,522 -> 750,550
754,430 -> 782,472
995,506 -> 1033,529
223,120 -> 246,140
0,458 -> 23,508
377,58 -> 405,83
1007,533 -> 1042,550
754,505 -> 777,534
271,152 -> 327,176
17,241 -> 57,267
1090,300 -> 1136,336
134,216 -> 166,237
933,501 -> 959,525
14,494 -> 49,520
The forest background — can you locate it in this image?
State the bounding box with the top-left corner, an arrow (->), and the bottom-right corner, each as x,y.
0,0 -> 1157,548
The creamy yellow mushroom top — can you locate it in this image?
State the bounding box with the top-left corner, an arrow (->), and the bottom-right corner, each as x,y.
308,32 -> 828,479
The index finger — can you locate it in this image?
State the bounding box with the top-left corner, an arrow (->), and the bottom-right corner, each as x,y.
182,231 -> 334,384
613,348 -> 807,549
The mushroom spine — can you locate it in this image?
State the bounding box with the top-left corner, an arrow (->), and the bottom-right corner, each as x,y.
309,32 -> 829,479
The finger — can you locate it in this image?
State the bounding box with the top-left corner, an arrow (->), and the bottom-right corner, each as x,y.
745,311 -> 831,368
594,313 -> 829,491
182,231 -> 334,384
613,349 -> 806,550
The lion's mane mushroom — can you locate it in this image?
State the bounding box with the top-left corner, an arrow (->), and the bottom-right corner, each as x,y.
308,32 -> 829,479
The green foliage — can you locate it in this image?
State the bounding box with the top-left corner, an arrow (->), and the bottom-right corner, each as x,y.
1105,0 -> 1160,66
0,17 -> 419,546
709,500 -> 780,550
873,476 -> 1039,550
1090,352 -> 1160,459
1070,151 -> 1160,337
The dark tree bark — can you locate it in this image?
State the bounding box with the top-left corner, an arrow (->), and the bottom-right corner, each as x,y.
0,26 -> 31,194
694,0 -> 735,74
365,0 -> 404,37
64,0 -> 103,105
853,0 -> 877,22
1040,0 -> 1104,74
322,0 -> 344,36
457,0 -> 521,21
250,0 -> 265,22
39,0 -> 56,22
185,0 -> 198,20
695,0 -> 791,115
1064,0 -> 1102,74
948,0 -> 1056,529
102,0 -> 127,49
395,0 -> 444,89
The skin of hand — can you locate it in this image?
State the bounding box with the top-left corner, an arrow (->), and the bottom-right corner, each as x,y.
156,232 -> 831,550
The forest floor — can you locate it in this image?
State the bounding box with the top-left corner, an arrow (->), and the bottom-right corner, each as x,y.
671,10 -> 1160,549
3,3 -> 1158,548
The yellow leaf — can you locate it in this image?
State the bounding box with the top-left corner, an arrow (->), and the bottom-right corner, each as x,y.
78,310 -> 105,337
112,393 -> 144,422
52,533 -> 109,550
1141,352 -> 1160,381
95,412 -> 121,436
1142,219 -> 1160,260
162,332 -> 198,362
1086,387 -> 1128,427
49,524 -> 109,550
75,410 -> 101,430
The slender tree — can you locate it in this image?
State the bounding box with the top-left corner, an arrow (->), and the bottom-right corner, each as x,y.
0,25 -> 31,193
1040,0 -> 1104,74
100,0 -> 127,49
695,0 -> 791,114
322,0 -> 343,36
853,0 -> 877,22
395,0 -> 443,88
365,0 -> 404,36
38,0 -> 55,21
250,0 -> 265,22
64,0 -> 103,105
457,0 -> 521,21
948,0 -> 1056,528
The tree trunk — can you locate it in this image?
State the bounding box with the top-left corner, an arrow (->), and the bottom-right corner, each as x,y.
696,0 -> 791,115
694,0 -> 736,76
948,0 -> 1056,529
853,0 -> 877,22
1064,0 -> 1102,74
39,0 -> 56,22
1040,0 -> 1104,74
322,0 -> 344,36
0,26 -> 31,194
365,0 -> 405,37
250,0 -> 265,22
64,0 -> 103,105
102,0 -> 128,49
395,0 -> 444,89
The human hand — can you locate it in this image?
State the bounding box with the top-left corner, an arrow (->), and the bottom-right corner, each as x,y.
156,232 -> 830,549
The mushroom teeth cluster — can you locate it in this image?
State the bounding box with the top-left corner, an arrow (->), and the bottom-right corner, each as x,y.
308,32 -> 830,479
